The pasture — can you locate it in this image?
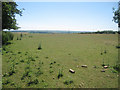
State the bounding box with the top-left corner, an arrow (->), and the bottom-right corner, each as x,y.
2,33 -> 118,88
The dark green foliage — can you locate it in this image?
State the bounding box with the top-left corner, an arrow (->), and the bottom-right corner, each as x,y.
17,37 -> 19,40
35,70 -> 43,77
49,70 -> 54,73
27,79 -> 39,86
36,56 -> 39,58
113,1 -> 120,27
10,82 -> 15,86
20,60 -> 24,62
95,30 -> 117,34
8,70 -> 15,76
25,66 -> 30,70
38,43 -> 42,50
111,69 -> 118,73
104,50 -> 107,54
50,65 -> 52,68
113,64 -> 120,72
64,80 -> 73,85
28,56 -> 35,61
18,52 -> 21,54
2,2 -> 24,30
3,73 -> 9,77
45,56 -> 48,59
51,62 -> 53,64
2,79 -> 11,85
20,33 -> 23,37
21,71 -> 29,80
2,31 -> 14,45
29,79 -> 38,86
57,69 -> 63,79
15,62 -> 19,65
116,45 -> 120,49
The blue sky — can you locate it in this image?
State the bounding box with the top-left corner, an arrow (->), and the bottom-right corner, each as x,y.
16,2 -> 118,31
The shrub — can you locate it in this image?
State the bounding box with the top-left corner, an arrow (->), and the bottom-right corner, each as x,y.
38,43 -> 42,50
2,79 -> 11,85
15,62 -> 19,65
2,31 -> 14,45
64,80 -> 73,85
17,37 -> 19,40
20,33 -> 23,37
57,69 -> 63,79
116,45 -> 120,49
45,56 -> 48,59
50,63 -> 53,65
28,56 -> 35,61
113,64 -> 120,72
104,50 -> 107,54
18,52 -> 21,54
50,65 -> 52,68
36,56 -> 39,58
27,79 -> 39,86
49,70 -> 54,73
2,46 -> 6,51
3,73 -> 9,77
102,59 -> 105,67
20,60 -> 24,62
8,69 -> 15,76
21,71 -> 29,80
35,70 -> 43,77
44,83 -> 48,87
111,69 -> 118,73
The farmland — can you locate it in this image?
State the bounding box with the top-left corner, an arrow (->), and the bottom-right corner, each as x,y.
2,33 -> 118,88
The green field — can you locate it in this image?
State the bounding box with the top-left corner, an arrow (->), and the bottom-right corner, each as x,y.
2,33 -> 118,88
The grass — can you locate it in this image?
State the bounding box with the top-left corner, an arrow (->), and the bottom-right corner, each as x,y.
2,33 -> 118,88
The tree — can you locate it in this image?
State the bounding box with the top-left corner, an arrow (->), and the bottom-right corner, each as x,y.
113,1 -> 120,28
2,1 -> 24,30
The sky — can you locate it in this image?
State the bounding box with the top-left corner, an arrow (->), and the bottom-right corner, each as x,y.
15,2 -> 118,31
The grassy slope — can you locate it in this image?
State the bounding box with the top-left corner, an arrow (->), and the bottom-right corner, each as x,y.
2,33 -> 118,88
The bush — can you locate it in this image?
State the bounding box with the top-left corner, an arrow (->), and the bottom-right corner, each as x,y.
28,79 -> 39,86
35,70 -> 43,77
21,71 -> 29,80
28,56 -> 35,61
49,70 -> 53,73
64,80 -> 73,85
17,37 -> 19,40
113,64 -> 120,72
20,60 -> 24,62
57,69 -> 63,79
116,45 -> 120,49
38,43 -> 42,50
18,52 -> 21,54
2,79 -> 11,85
20,33 -> 23,37
2,31 -> 14,45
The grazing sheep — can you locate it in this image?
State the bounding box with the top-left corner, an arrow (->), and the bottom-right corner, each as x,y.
69,69 -> 75,73
104,66 -> 108,69
81,65 -> 87,68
